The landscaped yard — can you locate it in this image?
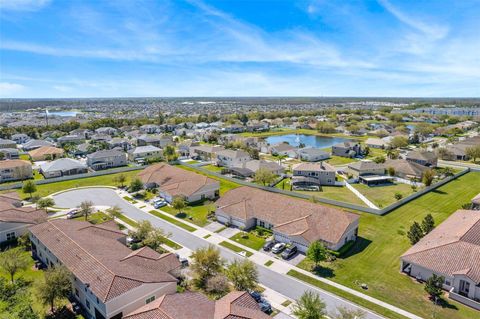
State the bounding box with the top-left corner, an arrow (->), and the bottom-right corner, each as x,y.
10,170 -> 142,199
201,164 -> 224,173
274,178 -> 367,207
219,241 -> 253,257
325,155 -> 357,166
161,201 -> 214,227
229,232 -> 266,251
148,210 -> 197,232
73,211 -> 111,224
352,182 -> 418,208
176,164 -> 240,195
296,172 -> 480,319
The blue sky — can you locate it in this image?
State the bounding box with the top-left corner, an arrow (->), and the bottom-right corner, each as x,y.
0,0 -> 479,98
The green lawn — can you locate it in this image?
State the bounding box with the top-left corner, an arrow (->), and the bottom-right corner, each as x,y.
73,211 -> 110,224
296,172 -> 480,319
33,170 -> 44,180
275,178 -> 367,206
202,164 -> 224,172
352,183 -> 418,208
148,210 -> 197,232
264,260 -> 274,267
11,170 -> 142,199
325,155 -> 357,166
176,164 -> 240,195
219,241 -> 253,257
230,232 -> 266,250
161,202 -> 213,227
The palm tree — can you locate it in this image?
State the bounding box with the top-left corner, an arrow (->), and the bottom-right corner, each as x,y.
277,154 -> 287,165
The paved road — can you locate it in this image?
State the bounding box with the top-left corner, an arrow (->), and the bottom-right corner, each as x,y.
53,188 -> 384,319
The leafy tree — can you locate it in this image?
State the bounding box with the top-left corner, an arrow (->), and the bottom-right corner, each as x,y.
407,221 -> 423,245
129,220 -> 154,241
129,178 -> 144,192
206,274 -> 230,298
36,266 -> 72,313
373,156 -> 385,164
190,245 -> 224,289
386,149 -> 399,159
466,145 -> 480,162
113,174 -> 127,187
422,169 -> 435,187
387,167 -> 395,176
421,214 -> 435,234
22,180 -> 37,199
226,259 -> 258,291
394,192 -> 403,200
363,146 -> 370,156
163,145 -> 177,162
331,306 -> 366,319
277,154 -> 287,165
106,205 -> 122,219
172,196 -> 186,214
316,122 -> 336,134
307,241 -> 328,268
143,227 -> 169,253
424,274 -> 445,302
389,136 -> 409,149
253,168 -> 277,186
36,197 -> 55,213
442,167 -> 454,177
292,291 -> 327,319
0,247 -> 29,283
437,148 -> 453,160
79,200 -> 94,221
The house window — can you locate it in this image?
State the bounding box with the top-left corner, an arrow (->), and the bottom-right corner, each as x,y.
145,296 -> 155,304
6,232 -> 16,241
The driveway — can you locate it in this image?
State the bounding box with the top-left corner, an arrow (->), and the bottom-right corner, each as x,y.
53,187 -> 383,319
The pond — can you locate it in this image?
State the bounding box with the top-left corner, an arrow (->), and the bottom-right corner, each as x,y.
266,134 -> 351,148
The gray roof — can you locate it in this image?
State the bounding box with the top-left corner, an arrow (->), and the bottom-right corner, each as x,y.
23,139 -> 54,149
87,150 -> 126,159
0,139 -> 16,146
40,158 -> 87,172
129,145 -> 162,154
348,160 -> 385,171
297,148 -> 329,156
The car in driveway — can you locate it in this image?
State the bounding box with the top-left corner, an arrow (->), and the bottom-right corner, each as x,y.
249,290 -> 262,302
153,199 -> 167,209
258,299 -> 272,314
281,245 -> 298,260
271,242 -> 286,254
66,209 -> 81,219
263,240 -> 276,251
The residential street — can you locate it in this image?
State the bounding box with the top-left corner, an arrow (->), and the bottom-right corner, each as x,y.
52,187 -> 386,318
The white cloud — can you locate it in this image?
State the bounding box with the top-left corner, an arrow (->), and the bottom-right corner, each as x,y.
0,0 -> 51,12
0,82 -> 25,96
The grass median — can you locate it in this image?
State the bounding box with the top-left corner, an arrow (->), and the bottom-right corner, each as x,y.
148,210 -> 197,232
219,241 -> 253,257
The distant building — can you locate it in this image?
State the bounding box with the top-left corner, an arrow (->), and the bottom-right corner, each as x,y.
22,139 -> 54,151
406,150 -> 438,167
128,145 -> 162,162
0,139 -> 17,149
332,142 -> 361,158
11,133 -> 30,144
269,143 -> 297,158
39,158 -> 87,178
0,160 -> 33,183
216,149 -> 251,168
0,148 -> 19,160
296,148 -> 330,162
365,138 -> 387,149
28,146 -> 64,161
87,150 -> 127,170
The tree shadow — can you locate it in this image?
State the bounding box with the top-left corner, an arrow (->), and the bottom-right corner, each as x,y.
340,237 -> 372,259
312,265 -> 335,278
175,212 -> 187,219
436,298 -> 459,310
432,189 -> 448,195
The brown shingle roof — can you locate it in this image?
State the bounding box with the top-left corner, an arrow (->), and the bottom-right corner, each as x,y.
138,163 -> 219,198
216,186 -> 359,246
124,291 -> 269,319
0,159 -> 31,169
384,159 -> 428,178
0,194 -> 46,224
402,210 -> 480,283
28,146 -> 64,159
29,219 -> 180,302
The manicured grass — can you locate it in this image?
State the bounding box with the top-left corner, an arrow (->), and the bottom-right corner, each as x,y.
229,232 -> 266,251
325,155 -> 357,166
19,153 -> 31,161
203,234 -> 211,239
73,211 -> 110,224
176,164 -> 240,195
296,172 -> 480,319
117,213 -> 138,227
12,170 -> 141,199
352,183 -> 418,208
219,241 -> 253,257
123,196 -> 137,204
281,300 -> 292,307
288,270 -> 408,319
33,170 -> 44,180
275,178 -> 367,206
148,210 -> 197,232
214,226 -> 227,233
161,202 -> 213,227
264,260 -> 274,267
202,164 -> 223,172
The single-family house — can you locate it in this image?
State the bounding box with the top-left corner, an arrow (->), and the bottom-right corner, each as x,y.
137,135 -> 173,148
223,124 -> 245,133
22,139 -> 54,151
177,140 -> 199,157
189,145 -> 225,161
0,192 -> 46,244
39,158 -> 88,178
241,159 -> 284,175
128,145 -> 163,162
108,138 -> 133,151
124,291 -> 270,319
10,134 -> 30,144
87,150 -> 127,170
269,143 -> 297,158
332,142 -> 361,158
69,129 -> 92,139
216,186 -> 359,252
95,127 -> 118,136
138,163 -> 220,203
216,149 -> 251,168
0,148 -> 19,160
296,148 -> 330,162
365,138 -> 387,149
0,139 -> 16,149
57,135 -> 85,146
29,219 -> 181,319
0,160 -> 33,183
347,160 -> 386,178
406,150 -> 438,167
401,210 -> 480,310
28,146 -> 64,161
291,162 -> 336,189
139,124 -> 160,134
384,159 -> 429,180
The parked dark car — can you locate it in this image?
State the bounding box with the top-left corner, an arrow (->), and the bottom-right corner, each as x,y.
281,245 -> 298,260
249,290 -> 262,302
258,299 -> 272,313
263,240 -> 276,251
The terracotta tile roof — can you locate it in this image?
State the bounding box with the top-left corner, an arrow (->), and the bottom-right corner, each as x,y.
0,194 -> 46,224
216,186 -> 359,246
402,210 -> 480,283
124,291 -> 269,319
0,159 -> 31,169
138,163 -> 219,198
28,146 -> 64,158
29,219 -> 180,302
